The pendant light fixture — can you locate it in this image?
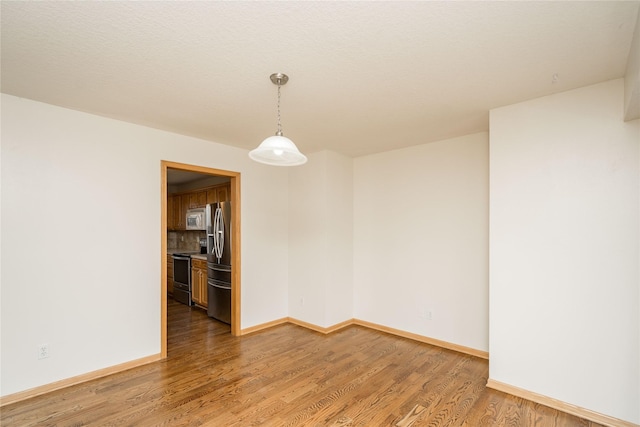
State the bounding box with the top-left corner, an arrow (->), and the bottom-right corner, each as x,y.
249,73 -> 307,166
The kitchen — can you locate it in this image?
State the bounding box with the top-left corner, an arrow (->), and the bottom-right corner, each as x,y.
166,168 -> 233,326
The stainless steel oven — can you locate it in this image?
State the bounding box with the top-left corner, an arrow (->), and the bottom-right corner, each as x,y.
172,254 -> 192,306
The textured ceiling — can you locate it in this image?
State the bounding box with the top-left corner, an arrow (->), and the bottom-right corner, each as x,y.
1,1 -> 638,158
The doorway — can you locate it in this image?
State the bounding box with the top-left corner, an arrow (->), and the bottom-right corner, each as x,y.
160,160 -> 241,358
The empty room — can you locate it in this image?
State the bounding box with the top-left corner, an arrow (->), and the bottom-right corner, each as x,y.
1,1 -> 639,426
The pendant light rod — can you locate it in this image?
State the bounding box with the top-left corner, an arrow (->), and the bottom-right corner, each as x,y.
275,77 -> 283,136
271,73 -> 288,136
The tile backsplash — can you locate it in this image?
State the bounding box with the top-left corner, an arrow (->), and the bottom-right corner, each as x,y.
168,231 -> 206,252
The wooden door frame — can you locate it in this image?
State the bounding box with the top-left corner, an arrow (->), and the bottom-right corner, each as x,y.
160,160 -> 241,358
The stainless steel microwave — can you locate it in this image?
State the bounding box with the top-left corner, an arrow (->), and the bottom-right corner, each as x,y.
186,208 -> 206,230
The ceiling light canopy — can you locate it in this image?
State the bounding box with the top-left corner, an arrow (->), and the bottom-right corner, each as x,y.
249,73 -> 307,167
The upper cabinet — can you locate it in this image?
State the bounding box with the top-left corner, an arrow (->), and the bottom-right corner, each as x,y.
167,194 -> 183,230
179,195 -> 189,228
167,195 -> 175,229
207,185 -> 229,204
168,183 -> 230,231
167,194 -> 188,230
189,191 -> 207,209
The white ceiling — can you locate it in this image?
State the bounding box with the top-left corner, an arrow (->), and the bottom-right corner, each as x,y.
1,1 -> 638,158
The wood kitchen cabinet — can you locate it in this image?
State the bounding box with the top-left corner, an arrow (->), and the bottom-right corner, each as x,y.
179,195 -> 190,229
191,258 -> 208,308
168,194 -> 179,230
168,182 -> 230,231
167,254 -> 174,295
216,184 -> 229,202
167,195 -> 182,230
167,194 -> 190,230
167,194 -> 185,230
167,195 -> 174,229
189,191 -> 207,209
206,183 -> 230,204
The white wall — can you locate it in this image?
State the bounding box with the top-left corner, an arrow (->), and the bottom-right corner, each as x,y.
624,6 -> 640,121
490,79 -> 640,424
288,150 -> 354,327
0,94 -> 290,397
324,151 -> 355,326
354,133 -> 489,352
288,153 -> 326,325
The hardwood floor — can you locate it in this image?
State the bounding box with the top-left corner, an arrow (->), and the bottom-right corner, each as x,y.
2,299 -> 605,426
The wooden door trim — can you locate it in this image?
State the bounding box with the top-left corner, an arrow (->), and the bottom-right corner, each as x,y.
161,160 -> 241,358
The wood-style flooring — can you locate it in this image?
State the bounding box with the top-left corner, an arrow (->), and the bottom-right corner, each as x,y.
1,299 -> 605,426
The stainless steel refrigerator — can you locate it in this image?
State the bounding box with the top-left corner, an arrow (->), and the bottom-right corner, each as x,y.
206,201 -> 232,324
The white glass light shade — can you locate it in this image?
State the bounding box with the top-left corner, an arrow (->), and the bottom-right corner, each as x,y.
248,135 -> 307,166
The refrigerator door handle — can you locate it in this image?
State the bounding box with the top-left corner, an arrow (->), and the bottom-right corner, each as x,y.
208,280 -> 231,290
213,206 -> 225,262
209,264 -> 231,272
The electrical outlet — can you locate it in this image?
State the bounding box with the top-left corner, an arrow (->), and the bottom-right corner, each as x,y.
418,308 -> 433,320
300,297 -> 304,306
38,344 -> 50,360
